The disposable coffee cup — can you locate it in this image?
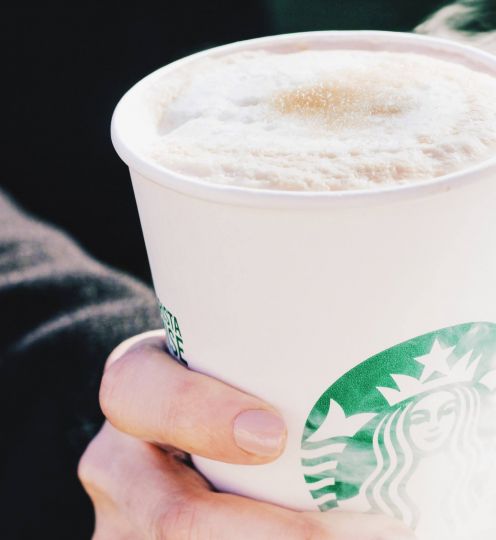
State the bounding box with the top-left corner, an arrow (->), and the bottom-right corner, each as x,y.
112,31 -> 496,540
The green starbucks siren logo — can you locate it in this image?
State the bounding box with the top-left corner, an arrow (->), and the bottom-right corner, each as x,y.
301,322 -> 496,537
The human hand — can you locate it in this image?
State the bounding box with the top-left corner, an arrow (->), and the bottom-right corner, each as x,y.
79,331 -> 416,539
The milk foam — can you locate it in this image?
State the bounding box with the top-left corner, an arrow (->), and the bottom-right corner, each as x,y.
148,49 -> 496,191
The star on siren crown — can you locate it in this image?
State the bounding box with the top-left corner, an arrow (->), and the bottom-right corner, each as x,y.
377,339 -> 481,406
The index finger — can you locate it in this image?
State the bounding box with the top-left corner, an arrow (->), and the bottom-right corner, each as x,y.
80,422 -> 415,540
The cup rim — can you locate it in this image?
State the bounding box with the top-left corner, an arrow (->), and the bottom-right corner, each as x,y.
111,30 -> 496,209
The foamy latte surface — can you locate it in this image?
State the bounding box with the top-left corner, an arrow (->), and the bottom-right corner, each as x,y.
148,49 -> 496,191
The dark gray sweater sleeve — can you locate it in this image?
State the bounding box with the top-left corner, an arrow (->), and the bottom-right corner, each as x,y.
0,189 -> 162,540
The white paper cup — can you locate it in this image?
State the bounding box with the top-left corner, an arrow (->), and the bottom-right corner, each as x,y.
112,31 -> 496,540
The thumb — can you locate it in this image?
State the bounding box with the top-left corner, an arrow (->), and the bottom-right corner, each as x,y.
100,331 -> 287,464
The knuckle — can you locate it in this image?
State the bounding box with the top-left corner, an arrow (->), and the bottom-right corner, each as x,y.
153,497 -> 204,540
99,358 -> 128,421
294,517 -> 329,540
77,439 -> 98,488
77,431 -> 109,498
100,341 -> 164,423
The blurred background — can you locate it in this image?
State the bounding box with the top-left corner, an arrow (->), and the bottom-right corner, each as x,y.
2,1 -> 446,284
